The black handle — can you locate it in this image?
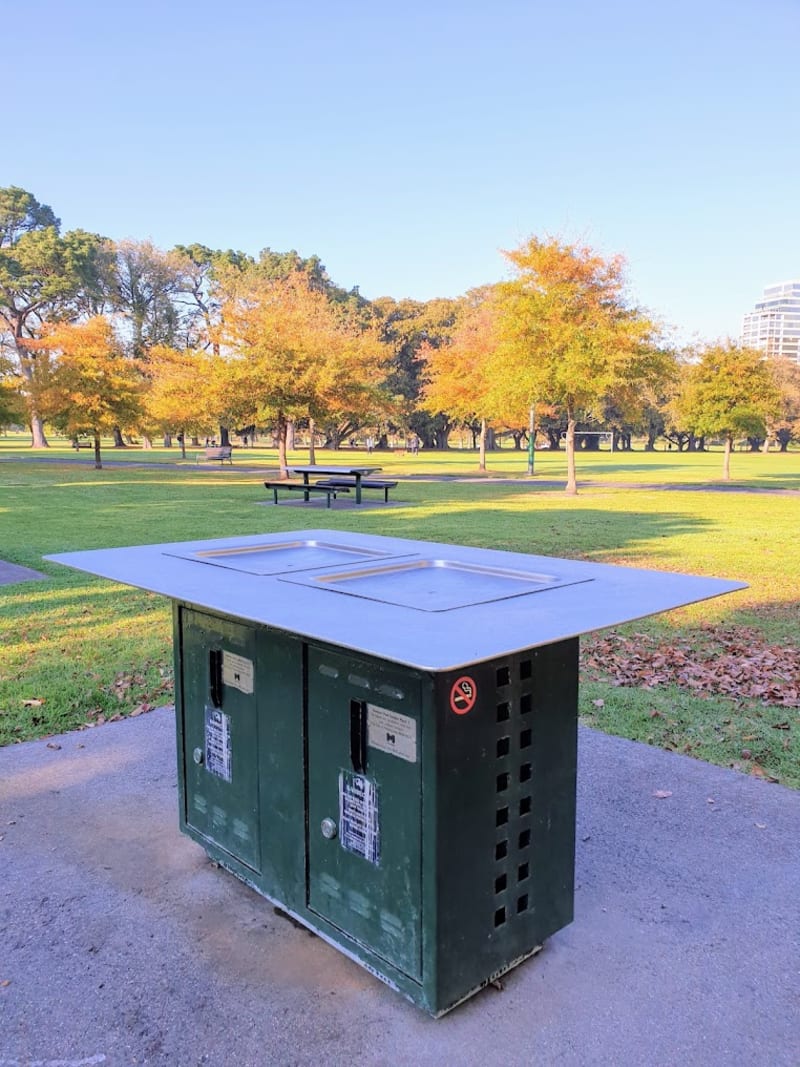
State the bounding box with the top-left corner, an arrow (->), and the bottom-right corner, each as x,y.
350,699 -> 367,773
209,649 -> 223,708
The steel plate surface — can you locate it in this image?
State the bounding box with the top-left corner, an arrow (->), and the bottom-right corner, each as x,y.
280,558 -> 594,612
163,539 -> 399,575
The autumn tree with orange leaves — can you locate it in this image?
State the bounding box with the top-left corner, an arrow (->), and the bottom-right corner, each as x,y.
420,289 -> 505,470
28,316 -> 143,468
496,237 -> 668,494
213,266 -> 387,474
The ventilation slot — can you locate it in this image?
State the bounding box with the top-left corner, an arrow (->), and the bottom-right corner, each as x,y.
492,653 -> 537,931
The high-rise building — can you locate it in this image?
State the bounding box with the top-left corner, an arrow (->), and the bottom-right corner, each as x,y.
741,281 -> 800,363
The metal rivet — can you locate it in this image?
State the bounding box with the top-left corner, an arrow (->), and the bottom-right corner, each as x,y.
321,818 -> 338,840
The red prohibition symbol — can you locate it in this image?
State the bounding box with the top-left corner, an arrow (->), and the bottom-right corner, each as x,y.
450,676 -> 477,716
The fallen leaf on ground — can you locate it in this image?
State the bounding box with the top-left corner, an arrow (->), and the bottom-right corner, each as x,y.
45,742 -> 61,750
22,699 -> 45,707
653,790 -> 673,799
581,627 -> 800,707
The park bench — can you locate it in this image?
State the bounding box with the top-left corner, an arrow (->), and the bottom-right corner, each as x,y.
264,481 -> 350,508
197,446 -> 233,465
314,477 -> 398,503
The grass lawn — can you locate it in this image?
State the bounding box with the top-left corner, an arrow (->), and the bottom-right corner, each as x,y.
1,440 -> 798,788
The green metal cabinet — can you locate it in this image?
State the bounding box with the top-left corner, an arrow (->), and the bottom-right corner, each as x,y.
174,603 -> 578,1016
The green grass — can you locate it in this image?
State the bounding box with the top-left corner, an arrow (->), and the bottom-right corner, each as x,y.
2,429 -> 799,488
1,445 -> 798,787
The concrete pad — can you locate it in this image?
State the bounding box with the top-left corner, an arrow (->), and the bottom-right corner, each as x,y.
0,710 -> 797,1066
0,560 -> 47,586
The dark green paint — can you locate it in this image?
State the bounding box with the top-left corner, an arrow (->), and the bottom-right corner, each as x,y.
173,605 -> 578,1016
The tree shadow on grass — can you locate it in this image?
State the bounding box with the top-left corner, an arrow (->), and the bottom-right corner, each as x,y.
368,505 -> 714,560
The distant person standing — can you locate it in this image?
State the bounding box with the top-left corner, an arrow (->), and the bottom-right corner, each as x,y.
366,435 -> 374,454
410,433 -> 419,456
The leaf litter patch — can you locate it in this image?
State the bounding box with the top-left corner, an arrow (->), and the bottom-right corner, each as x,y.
581,627 -> 800,709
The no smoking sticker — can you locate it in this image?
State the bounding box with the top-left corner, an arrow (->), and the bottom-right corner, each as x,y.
450,676 -> 477,715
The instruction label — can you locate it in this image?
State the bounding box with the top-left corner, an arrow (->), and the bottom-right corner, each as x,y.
339,772 -> 380,865
222,651 -> 254,694
367,704 -> 417,763
205,706 -> 232,781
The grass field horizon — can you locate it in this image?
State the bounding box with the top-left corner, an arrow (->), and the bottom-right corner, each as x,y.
1,437 -> 798,787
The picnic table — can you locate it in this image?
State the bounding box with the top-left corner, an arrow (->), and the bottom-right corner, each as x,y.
290,464 -> 383,505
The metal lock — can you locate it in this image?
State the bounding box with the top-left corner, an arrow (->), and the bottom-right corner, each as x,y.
320,817 -> 338,840
193,747 -> 204,765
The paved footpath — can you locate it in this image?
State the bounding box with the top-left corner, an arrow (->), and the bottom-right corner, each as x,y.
1,709 -> 798,1067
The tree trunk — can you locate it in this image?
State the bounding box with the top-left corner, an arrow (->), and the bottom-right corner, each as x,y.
163,433 -> 172,448
28,414 -> 49,448
308,417 -> 316,465
722,435 -> 732,480
112,427 -> 126,447
478,418 -> 487,471
219,425 -> 230,447
565,410 -> 578,495
141,436 -> 152,449
93,430 -> 102,470
277,412 -> 289,477
286,421 -> 295,451
15,343 -> 49,447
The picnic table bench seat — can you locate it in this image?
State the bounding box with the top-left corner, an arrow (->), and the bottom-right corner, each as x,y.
264,480 -> 350,508
314,477 -> 398,502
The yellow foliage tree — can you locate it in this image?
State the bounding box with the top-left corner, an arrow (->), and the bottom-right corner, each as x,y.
214,267 -> 386,473
496,237 -> 666,493
143,345 -> 220,456
28,316 -> 143,469
421,289 -> 500,470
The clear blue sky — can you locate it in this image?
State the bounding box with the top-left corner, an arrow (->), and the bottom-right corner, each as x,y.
5,0 -> 799,342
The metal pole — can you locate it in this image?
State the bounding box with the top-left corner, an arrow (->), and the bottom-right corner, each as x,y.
527,404 -> 535,476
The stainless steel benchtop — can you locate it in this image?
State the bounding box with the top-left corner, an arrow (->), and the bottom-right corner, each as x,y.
47,530 -> 747,671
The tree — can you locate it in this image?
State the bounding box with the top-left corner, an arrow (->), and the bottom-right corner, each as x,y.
672,341 -> 781,479
214,266 -> 386,473
112,240 -> 185,357
767,357 -> 800,452
421,288 -> 502,470
0,353 -> 25,427
29,317 -> 144,469
143,345 -> 218,456
0,186 -> 108,447
495,236 -> 666,494
373,296 -> 460,448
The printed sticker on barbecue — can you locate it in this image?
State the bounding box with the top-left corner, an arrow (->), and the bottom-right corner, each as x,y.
205,706 -> 232,782
339,771 -> 380,865
367,703 -> 417,762
222,651 -> 254,694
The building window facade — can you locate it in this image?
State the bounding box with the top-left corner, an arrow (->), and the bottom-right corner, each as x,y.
742,281 -> 800,364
